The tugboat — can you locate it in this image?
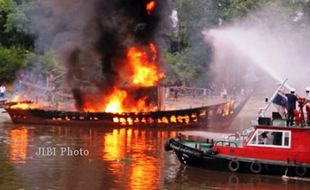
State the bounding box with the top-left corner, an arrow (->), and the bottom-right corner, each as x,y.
165,80 -> 310,177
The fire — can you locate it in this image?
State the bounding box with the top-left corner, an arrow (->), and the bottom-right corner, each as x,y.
83,88 -> 152,113
82,43 -> 163,113
9,43 -> 164,114
12,95 -> 20,102
146,0 -> 156,15
8,96 -> 38,110
128,43 -> 164,86
104,89 -> 127,113
10,102 -> 35,110
83,43 -> 164,113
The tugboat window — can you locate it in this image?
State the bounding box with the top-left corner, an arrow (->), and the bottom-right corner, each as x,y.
250,134 -> 258,144
284,132 -> 290,146
248,129 -> 291,148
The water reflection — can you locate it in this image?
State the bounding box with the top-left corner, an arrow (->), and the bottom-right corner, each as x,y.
102,128 -> 177,190
164,164 -> 310,190
9,128 -> 28,163
1,124 -> 178,190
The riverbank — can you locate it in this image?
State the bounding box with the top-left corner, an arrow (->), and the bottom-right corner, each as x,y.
0,108 -> 10,122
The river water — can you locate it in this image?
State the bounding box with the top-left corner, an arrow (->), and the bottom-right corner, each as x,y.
0,96 -> 310,190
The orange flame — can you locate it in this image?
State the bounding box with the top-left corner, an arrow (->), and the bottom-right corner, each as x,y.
8,95 -> 38,110
146,1 -> 156,15
83,88 -> 151,113
104,89 -> 127,113
81,43 -> 163,113
10,102 -> 36,110
128,43 -> 164,86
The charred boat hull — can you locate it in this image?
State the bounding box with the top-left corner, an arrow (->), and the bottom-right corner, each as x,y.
5,98 -> 248,128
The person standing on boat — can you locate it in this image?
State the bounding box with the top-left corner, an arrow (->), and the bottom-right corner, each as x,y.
285,88 -> 299,126
174,87 -> 178,101
305,87 -> 310,102
305,87 -> 310,125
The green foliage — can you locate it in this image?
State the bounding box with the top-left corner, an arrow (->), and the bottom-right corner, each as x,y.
0,0 -> 34,49
28,52 -> 62,77
0,0 -> 16,10
219,0 -> 263,21
0,0 -> 35,83
0,46 -> 26,82
164,50 -> 194,81
164,0 -> 219,84
173,0 -> 219,47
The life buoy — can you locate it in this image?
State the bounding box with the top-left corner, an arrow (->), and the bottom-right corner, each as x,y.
250,162 -> 262,174
295,165 -> 307,177
228,160 -> 240,172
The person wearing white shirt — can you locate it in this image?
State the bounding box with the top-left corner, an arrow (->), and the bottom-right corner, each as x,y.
306,87 -> 310,102
305,87 -> 310,126
0,84 -> 6,99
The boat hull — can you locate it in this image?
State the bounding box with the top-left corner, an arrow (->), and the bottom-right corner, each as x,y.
4,97 -> 249,128
166,138 -> 310,177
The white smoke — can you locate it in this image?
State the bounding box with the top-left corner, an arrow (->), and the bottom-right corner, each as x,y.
204,3 -> 310,94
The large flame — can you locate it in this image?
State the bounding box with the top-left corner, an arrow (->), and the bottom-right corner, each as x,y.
129,43 -> 164,86
104,89 -> 128,113
146,0 -> 156,15
8,95 -> 39,110
83,88 -> 152,113
82,44 -> 163,113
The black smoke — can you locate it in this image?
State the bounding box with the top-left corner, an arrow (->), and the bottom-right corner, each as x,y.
29,0 -> 170,110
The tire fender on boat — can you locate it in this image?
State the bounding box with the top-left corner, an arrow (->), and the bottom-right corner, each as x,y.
228,159 -> 240,172
250,161 -> 262,174
295,165 -> 307,177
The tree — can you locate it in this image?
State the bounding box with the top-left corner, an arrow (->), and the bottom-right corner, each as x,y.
0,0 -> 34,49
0,45 -> 26,82
164,0 -> 220,84
0,0 -> 36,83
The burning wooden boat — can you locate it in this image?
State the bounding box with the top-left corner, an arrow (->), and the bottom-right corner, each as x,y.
3,1 -> 251,129
4,95 -> 248,128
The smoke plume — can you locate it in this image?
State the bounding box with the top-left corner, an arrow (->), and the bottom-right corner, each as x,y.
29,0 -> 170,110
